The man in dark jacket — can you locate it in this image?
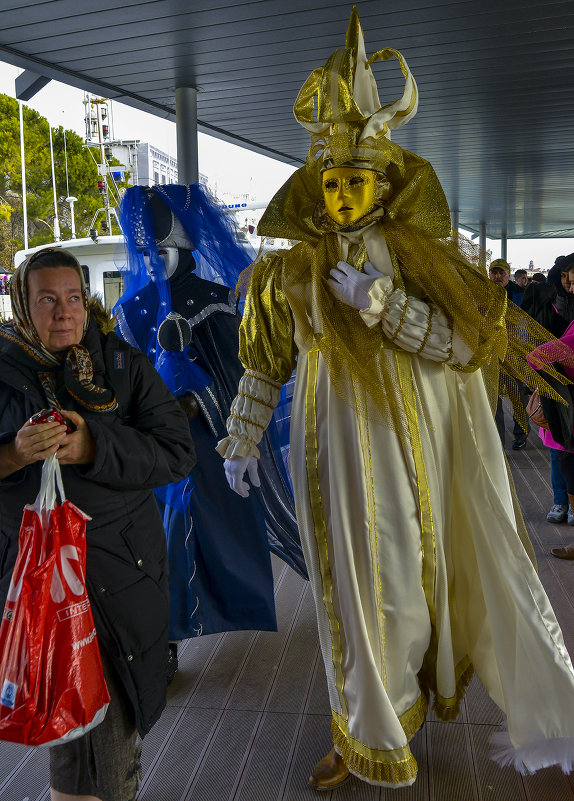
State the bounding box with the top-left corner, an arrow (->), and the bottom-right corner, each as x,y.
0,248 -> 195,801
489,258 -> 526,306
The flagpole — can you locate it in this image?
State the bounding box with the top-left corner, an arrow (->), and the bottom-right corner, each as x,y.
18,100 -> 28,250
48,125 -> 61,242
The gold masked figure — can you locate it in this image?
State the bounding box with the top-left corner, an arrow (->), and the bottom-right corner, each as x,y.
218,6 -> 574,789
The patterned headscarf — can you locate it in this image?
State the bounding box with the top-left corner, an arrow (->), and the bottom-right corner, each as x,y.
9,247 -> 90,368
2,248 -> 117,413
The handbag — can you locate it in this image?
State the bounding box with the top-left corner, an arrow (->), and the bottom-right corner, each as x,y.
526,388 -> 550,430
0,454 -> 109,746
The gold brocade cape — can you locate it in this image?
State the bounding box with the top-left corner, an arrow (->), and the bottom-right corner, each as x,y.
242,145 -> 568,431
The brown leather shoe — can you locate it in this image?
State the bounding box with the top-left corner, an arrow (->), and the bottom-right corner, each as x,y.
308,747 -> 350,790
551,543 -> 574,560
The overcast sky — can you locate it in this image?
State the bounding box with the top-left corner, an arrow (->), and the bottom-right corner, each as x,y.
1,61 -> 572,270
0,62 -> 295,205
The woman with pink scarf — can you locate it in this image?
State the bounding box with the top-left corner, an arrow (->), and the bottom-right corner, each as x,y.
529,271 -> 574,558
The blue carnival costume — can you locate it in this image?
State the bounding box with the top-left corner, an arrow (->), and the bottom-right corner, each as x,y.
115,184 -> 305,640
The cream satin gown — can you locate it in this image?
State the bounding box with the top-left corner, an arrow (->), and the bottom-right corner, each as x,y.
287,230 -> 574,788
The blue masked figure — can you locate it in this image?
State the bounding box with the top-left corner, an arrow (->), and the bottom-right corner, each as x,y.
115,184 -> 305,644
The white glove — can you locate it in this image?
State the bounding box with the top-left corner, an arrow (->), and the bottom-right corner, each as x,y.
224,456 -> 261,498
327,261 -> 380,311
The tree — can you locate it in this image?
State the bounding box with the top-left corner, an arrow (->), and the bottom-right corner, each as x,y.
0,94 -> 119,270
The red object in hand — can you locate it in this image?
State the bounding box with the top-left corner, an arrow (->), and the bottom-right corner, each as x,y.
29,408 -> 73,434
0,456 -> 109,746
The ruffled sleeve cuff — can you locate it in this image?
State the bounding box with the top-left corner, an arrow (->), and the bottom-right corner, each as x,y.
359,275 -> 394,328
216,370 -> 281,460
216,436 -> 261,460
382,289 -> 454,363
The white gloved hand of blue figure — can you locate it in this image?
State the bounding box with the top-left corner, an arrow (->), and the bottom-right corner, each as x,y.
327,260 -> 380,311
224,456 -> 261,498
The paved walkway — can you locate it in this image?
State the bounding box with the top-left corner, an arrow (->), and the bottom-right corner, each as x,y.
2,411 -> 574,801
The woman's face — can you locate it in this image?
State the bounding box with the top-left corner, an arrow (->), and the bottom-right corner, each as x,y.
568,269 -> 574,294
27,267 -> 85,353
322,167 -> 377,226
561,271 -> 570,292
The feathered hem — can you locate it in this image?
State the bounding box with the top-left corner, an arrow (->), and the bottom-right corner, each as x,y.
491,728 -> 574,774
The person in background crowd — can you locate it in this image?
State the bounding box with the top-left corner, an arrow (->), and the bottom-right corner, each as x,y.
490,259 -> 530,449
529,261 -> 574,558
0,247 -> 195,801
522,257 -> 574,337
489,258 -> 525,306
523,256 -> 574,525
531,272 -> 546,283
514,268 -> 528,293
551,254 -> 574,322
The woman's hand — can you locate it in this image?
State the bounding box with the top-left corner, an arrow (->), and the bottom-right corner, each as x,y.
13,417 -> 68,466
0,415 -> 67,479
55,409 -> 96,465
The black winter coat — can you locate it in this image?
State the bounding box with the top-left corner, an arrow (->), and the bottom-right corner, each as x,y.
0,322 -> 195,735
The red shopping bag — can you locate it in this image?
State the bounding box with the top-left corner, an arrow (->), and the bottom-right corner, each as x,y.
0,454 -> 109,745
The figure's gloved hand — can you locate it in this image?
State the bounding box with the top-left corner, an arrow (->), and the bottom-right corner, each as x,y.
327,261 -> 380,311
224,455 -> 261,498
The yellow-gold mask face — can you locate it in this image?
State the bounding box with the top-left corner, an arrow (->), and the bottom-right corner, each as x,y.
322,167 -> 377,226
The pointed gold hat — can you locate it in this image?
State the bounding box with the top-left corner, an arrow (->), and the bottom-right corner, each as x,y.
294,6 -> 418,173
258,7 -> 449,242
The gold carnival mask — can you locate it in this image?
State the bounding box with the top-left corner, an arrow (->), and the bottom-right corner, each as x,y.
322,167 -> 377,226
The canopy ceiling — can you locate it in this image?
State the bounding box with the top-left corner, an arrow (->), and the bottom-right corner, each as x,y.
1,0 -> 573,239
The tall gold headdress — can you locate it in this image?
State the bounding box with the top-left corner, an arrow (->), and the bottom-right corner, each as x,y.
294,6 -> 417,174
258,7 -> 450,242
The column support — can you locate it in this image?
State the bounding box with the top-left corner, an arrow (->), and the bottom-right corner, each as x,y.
479,222 -> 487,268
479,222 -> 487,252
451,209 -> 459,234
175,86 -> 199,185
500,232 -> 508,261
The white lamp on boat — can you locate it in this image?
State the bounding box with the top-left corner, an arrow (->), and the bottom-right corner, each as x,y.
66,196 -> 77,240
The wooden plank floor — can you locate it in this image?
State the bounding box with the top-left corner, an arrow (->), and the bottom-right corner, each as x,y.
2,407 -> 574,801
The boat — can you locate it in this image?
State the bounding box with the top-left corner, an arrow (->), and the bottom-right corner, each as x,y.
14,234 -> 127,314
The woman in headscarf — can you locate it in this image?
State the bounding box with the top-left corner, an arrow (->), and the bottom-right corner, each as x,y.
0,247 -> 195,801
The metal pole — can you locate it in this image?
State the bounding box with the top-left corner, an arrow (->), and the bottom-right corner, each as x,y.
63,127 -> 70,198
67,197 -> 77,239
479,222 -> 487,251
18,100 -> 28,249
175,86 -> 199,184
48,126 -> 61,242
61,124 -> 78,240
451,209 -> 459,235
501,233 -> 508,261
479,222 -> 487,268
